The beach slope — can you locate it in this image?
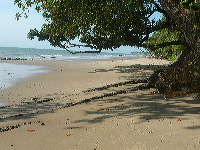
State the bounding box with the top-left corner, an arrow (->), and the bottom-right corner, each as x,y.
0,58 -> 200,150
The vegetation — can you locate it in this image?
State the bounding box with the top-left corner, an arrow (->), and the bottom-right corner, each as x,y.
14,0 -> 170,53
146,28 -> 185,61
14,0 -> 200,98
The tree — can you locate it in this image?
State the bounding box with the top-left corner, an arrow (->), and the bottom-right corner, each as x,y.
146,27 -> 185,61
14,0 -> 200,98
150,0 -> 200,98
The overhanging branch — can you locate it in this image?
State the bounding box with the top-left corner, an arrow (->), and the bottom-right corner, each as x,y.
68,42 -> 97,49
59,43 -> 102,54
147,40 -> 183,51
151,21 -> 171,32
71,50 -> 102,54
150,0 -> 170,19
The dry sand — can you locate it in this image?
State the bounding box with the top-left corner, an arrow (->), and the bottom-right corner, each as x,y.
0,58 -> 200,150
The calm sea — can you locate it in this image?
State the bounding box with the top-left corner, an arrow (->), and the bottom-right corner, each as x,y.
0,47 -> 148,60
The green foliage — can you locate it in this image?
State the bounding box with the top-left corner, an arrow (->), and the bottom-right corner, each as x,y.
146,28 -> 184,61
147,28 -> 183,46
14,0 -> 196,56
152,45 -> 184,61
179,0 -> 200,10
14,0 -> 161,51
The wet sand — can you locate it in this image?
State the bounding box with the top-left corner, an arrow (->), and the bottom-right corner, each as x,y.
0,58 -> 200,150
0,62 -> 47,91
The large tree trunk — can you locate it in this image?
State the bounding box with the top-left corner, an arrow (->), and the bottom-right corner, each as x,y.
149,0 -> 200,99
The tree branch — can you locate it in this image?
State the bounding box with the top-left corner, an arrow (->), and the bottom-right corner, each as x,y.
147,40 -> 183,51
151,21 -> 171,32
68,42 -> 97,49
151,0 -> 170,18
59,43 -> 102,54
71,50 -> 102,54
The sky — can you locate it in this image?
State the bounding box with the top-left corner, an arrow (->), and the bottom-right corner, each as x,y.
0,0 -> 56,49
0,0 -> 162,54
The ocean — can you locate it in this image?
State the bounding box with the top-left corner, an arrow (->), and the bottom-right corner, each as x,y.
0,47 -> 148,60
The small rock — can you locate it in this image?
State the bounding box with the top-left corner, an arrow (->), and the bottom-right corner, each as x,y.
41,123 -> 46,126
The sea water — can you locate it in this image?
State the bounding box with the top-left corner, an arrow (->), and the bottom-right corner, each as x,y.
0,62 -> 47,90
0,47 -> 148,60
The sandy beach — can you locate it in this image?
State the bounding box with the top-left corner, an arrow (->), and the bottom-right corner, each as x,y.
1,58 -> 200,150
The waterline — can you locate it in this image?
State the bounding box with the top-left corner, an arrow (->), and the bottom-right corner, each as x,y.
0,62 -> 47,90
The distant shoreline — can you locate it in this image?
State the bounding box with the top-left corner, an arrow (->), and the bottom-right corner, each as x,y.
0,46 -> 149,61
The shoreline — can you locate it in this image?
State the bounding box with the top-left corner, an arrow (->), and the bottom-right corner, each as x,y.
0,62 -> 48,91
0,57 -> 168,107
1,58 -> 199,150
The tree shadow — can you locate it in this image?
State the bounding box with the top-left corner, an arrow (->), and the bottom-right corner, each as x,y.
88,64 -> 167,81
72,90 -> 200,130
63,63 -> 200,130
0,99 -> 61,122
2,63 -> 198,131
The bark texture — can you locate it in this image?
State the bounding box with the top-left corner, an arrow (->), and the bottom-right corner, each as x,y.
150,0 -> 200,98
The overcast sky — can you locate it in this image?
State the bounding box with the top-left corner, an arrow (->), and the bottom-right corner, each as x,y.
0,0 -> 162,54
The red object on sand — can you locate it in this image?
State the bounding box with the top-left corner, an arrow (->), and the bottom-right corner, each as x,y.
96,108 -> 104,111
176,119 -> 181,122
27,130 -> 36,132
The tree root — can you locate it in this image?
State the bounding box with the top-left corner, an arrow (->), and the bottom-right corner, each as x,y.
148,64 -> 200,99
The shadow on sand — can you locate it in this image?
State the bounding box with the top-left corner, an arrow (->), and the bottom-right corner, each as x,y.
1,64 -> 199,131
73,64 -> 200,130
72,91 -> 200,129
